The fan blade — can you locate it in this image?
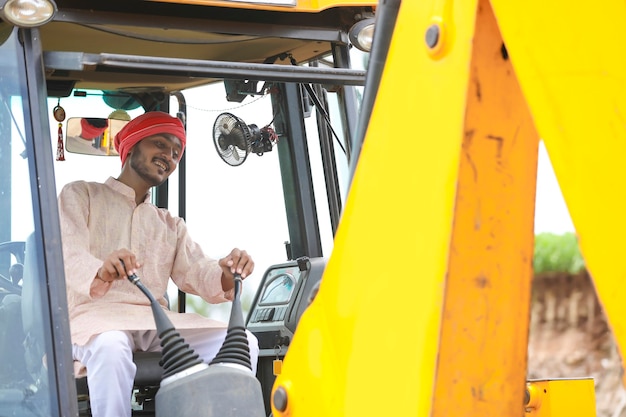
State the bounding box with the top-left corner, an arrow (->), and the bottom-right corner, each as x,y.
231,127 -> 248,150
219,123 -> 230,134
217,134 -> 229,151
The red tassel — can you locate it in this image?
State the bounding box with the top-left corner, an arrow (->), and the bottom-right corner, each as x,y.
56,122 -> 65,161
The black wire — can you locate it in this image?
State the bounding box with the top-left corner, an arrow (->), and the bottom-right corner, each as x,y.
302,83 -> 346,155
280,54 -> 347,156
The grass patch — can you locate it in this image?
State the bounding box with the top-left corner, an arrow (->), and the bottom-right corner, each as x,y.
534,232 -> 585,274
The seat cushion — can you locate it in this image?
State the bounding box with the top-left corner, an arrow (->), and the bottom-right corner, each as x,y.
75,350 -> 164,395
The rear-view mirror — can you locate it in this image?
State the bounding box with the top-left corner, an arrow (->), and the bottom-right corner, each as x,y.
65,117 -> 129,156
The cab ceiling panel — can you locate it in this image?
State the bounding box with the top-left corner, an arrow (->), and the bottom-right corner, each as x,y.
42,2 -> 366,91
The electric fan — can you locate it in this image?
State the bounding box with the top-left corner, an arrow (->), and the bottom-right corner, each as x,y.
212,112 -> 278,166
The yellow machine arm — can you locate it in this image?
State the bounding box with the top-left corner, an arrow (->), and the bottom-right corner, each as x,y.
271,0 -> 626,415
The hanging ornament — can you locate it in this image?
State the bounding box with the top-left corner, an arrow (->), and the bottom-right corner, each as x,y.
56,122 -> 65,161
53,100 -> 65,122
53,99 -> 66,161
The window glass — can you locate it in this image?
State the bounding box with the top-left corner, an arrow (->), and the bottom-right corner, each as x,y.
49,92 -> 143,192
177,83 -> 289,320
0,29 -> 55,416
304,49 -> 366,258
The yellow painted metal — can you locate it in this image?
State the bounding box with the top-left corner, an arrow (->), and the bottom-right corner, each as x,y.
271,0 -> 491,415
524,379 -> 597,417
268,0 -> 617,414
149,0 -> 376,12
490,0 -> 626,386
431,0 -> 539,414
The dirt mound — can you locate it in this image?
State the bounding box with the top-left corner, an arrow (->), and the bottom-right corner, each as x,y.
528,270 -> 626,416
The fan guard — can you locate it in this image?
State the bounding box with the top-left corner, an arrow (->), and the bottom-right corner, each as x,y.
212,112 -> 251,166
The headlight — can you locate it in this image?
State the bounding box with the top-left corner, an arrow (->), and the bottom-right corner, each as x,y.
349,17 -> 375,53
0,0 -> 57,28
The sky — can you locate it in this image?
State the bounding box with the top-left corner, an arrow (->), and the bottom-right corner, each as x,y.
534,141 -> 575,234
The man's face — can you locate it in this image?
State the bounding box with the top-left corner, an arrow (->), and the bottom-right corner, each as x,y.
128,133 -> 183,186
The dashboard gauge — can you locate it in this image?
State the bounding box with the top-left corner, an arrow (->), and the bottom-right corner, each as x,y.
259,273 -> 295,305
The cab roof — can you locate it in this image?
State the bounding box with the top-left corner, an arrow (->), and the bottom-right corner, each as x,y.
42,0 -> 375,96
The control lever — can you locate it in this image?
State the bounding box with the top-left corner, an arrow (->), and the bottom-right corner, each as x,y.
124,266 -> 205,379
122,261 -> 265,417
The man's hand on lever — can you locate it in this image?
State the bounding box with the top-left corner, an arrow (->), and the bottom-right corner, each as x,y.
219,248 -> 254,292
96,249 -> 141,283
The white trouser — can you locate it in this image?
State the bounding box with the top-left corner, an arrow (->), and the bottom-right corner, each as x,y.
73,328 -> 259,417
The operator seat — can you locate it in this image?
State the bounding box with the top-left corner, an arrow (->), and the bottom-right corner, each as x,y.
0,241 -> 27,385
76,352 -> 164,415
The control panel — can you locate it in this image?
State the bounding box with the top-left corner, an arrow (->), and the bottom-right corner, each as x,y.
246,256 -> 325,351
247,257 -> 325,416
248,267 -> 299,325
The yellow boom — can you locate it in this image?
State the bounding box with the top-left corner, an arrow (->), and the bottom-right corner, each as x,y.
271,0 -> 626,415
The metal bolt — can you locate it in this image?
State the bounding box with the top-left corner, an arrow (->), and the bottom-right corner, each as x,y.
524,387 -> 531,405
425,24 -> 440,49
273,386 -> 288,412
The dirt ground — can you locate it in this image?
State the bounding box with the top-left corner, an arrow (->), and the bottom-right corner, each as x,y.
528,271 -> 626,417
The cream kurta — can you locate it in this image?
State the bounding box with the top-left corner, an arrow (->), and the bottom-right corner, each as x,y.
59,177 -> 231,349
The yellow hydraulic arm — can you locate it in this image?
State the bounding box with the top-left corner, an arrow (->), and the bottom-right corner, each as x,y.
271,0 -> 626,415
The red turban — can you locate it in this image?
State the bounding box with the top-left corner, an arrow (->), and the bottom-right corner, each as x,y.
80,118 -> 108,140
114,111 -> 186,166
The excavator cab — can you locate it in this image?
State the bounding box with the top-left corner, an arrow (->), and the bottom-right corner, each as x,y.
0,0 -> 373,415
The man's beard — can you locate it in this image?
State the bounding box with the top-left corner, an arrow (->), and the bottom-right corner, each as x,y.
129,151 -> 167,187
